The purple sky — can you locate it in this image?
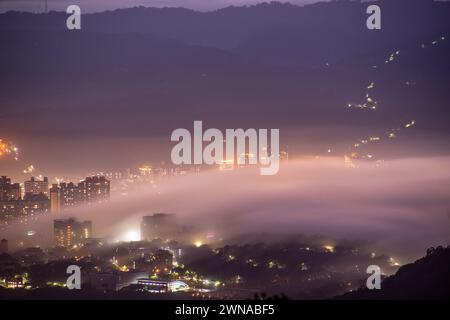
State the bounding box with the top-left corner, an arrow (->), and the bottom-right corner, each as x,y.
0,0 -> 328,13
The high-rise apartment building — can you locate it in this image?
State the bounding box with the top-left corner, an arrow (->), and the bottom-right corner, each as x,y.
59,182 -> 80,208
50,184 -> 60,212
21,193 -> 50,216
54,218 -> 92,247
78,176 -> 110,204
0,176 -> 20,201
24,177 -> 49,197
48,176 -> 110,211
141,213 -> 179,241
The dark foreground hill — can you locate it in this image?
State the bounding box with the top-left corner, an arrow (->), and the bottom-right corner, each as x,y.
338,246 -> 450,300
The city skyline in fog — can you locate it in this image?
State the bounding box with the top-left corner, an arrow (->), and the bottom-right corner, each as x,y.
3,156 -> 450,261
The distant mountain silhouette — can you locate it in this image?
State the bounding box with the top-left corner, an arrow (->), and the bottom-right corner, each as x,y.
338,246 -> 450,299
1,0 -> 449,67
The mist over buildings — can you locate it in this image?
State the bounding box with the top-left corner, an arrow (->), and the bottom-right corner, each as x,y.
3,157 -> 449,262
1,0 -> 450,302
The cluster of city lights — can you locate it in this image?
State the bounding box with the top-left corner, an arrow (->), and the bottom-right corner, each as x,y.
0,138 -> 19,160
341,34 -> 447,165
